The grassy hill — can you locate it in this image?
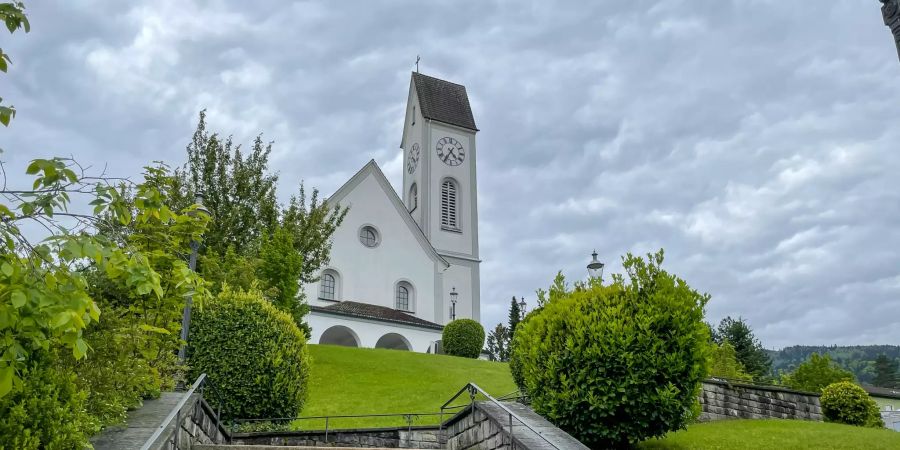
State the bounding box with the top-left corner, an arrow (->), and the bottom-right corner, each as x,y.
297,344 -> 516,429
639,419 -> 900,449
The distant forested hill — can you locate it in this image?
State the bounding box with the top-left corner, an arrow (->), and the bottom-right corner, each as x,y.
768,345 -> 900,384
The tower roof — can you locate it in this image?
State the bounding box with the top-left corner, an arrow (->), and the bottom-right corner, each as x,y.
412,72 -> 478,131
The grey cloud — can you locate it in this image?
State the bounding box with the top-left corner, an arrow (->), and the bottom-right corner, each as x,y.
3,0 -> 898,348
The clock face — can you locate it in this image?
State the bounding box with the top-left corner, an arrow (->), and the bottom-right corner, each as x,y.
406,143 -> 420,174
436,137 -> 465,166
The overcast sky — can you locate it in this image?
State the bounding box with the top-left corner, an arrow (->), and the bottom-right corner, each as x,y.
4,1 -> 899,348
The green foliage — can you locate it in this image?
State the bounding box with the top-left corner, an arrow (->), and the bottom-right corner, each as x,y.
281,182 -> 349,285
511,250 -> 710,448
0,159 -> 206,400
0,352 -> 96,450
820,381 -> 884,428
708,342 -> 752,381
873,354 -> 899,388
200,227 -> 310,337
507,296 -> 521,338
780,353 -> 854,393
177,111 -> 347,332
442,318 -> 485,359
484,323 -> 509,362
0,153 -> 209,448
189,287 -> 310,420
177,110 -> 280,252
712,316 -> 772,382
66,306 -> 168,427
0,1 -> 29,127
769,345 -> 900,386
258,226 -> 308,334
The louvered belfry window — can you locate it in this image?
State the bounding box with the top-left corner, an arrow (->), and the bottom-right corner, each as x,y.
441,179 -> 458,230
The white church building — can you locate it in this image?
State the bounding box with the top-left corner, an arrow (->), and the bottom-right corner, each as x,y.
303,72 -> 481,353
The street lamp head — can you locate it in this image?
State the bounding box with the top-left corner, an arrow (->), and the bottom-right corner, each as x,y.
194,191 -> 211,218
518,297 -> 526,312
587,250 -> 605,280
450,287 -> 458,305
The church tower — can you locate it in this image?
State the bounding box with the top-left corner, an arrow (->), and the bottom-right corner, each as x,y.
400,72 -> 481,323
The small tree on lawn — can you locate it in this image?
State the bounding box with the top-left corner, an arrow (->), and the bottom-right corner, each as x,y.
708,342 -> 753,381
780,353 -> 854,393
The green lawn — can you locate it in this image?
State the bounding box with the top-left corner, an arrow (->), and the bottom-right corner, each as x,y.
639,419 -> 900,450
294,344 -> 516,429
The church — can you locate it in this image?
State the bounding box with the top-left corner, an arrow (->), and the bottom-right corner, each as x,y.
302,72 -> 481,353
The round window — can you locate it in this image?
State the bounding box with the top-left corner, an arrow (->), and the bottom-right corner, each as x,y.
359,225 -> 379,248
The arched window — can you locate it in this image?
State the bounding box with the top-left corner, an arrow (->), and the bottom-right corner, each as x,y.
409,183 -> 418,212
441,178 -> 459,230
396,281 -> 414,312
319,270 -> 338,300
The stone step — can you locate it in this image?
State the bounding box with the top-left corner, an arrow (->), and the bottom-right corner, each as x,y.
196,446 -> 430,450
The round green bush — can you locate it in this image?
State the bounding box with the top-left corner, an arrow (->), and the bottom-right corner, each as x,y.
820,381 -> 884,428
189,287 -> 310,420
510,251 -> 710,448
442,318 -> 485,358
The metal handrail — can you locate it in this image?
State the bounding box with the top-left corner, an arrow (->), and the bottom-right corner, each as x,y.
139,373 -> 224,450
439,382 -> 562,450
233,412 -> 445,423
231,411 -> 445,444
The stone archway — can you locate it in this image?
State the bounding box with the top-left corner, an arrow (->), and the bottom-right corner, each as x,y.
319,325 -> 360,347
375,332 -> 412,351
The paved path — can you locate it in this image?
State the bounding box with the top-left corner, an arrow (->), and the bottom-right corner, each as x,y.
91,391 -> 187,450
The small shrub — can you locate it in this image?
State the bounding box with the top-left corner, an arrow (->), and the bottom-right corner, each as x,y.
820,381 -> 884,428
0,353 -> 98,450
781,353 -> 854,393
67,308 -> 168,428
510,250 -> 710,448
708,342 -> 752,381
189,287 -> 310,420
442,319 -> 485,358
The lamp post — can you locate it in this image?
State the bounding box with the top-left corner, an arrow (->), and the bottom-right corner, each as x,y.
881,0 -> 900,62
449,287 -> 458,321
587,250 -> 605,281
518,297 -> 527,318
177,193 -> 210,367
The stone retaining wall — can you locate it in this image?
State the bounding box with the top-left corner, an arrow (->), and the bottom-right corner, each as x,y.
699,379 -> 822,422
443,402 -> 588,450
154,396 -> 227,449
229,426 -> 442,449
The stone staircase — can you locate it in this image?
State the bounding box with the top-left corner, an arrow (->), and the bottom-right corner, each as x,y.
196,447 -> 430,450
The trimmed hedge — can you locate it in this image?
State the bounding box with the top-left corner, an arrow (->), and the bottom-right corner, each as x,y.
510,251 -> 710,448
442,319 -> 485,359
0,353 -> 97,450
821,381 -> 884,428
188,287 -> 310,420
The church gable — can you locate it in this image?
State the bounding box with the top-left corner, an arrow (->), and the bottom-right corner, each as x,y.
327,160 -> 449,269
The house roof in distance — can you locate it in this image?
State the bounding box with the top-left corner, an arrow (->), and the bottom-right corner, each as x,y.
310,301 -> 444,331
412,72 -> 478,131
863,385 -> 900,399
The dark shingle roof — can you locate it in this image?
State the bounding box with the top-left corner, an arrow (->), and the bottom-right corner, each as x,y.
412,72 -> 478,131
310,301 -> 444,331
863,385 -> 900,399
